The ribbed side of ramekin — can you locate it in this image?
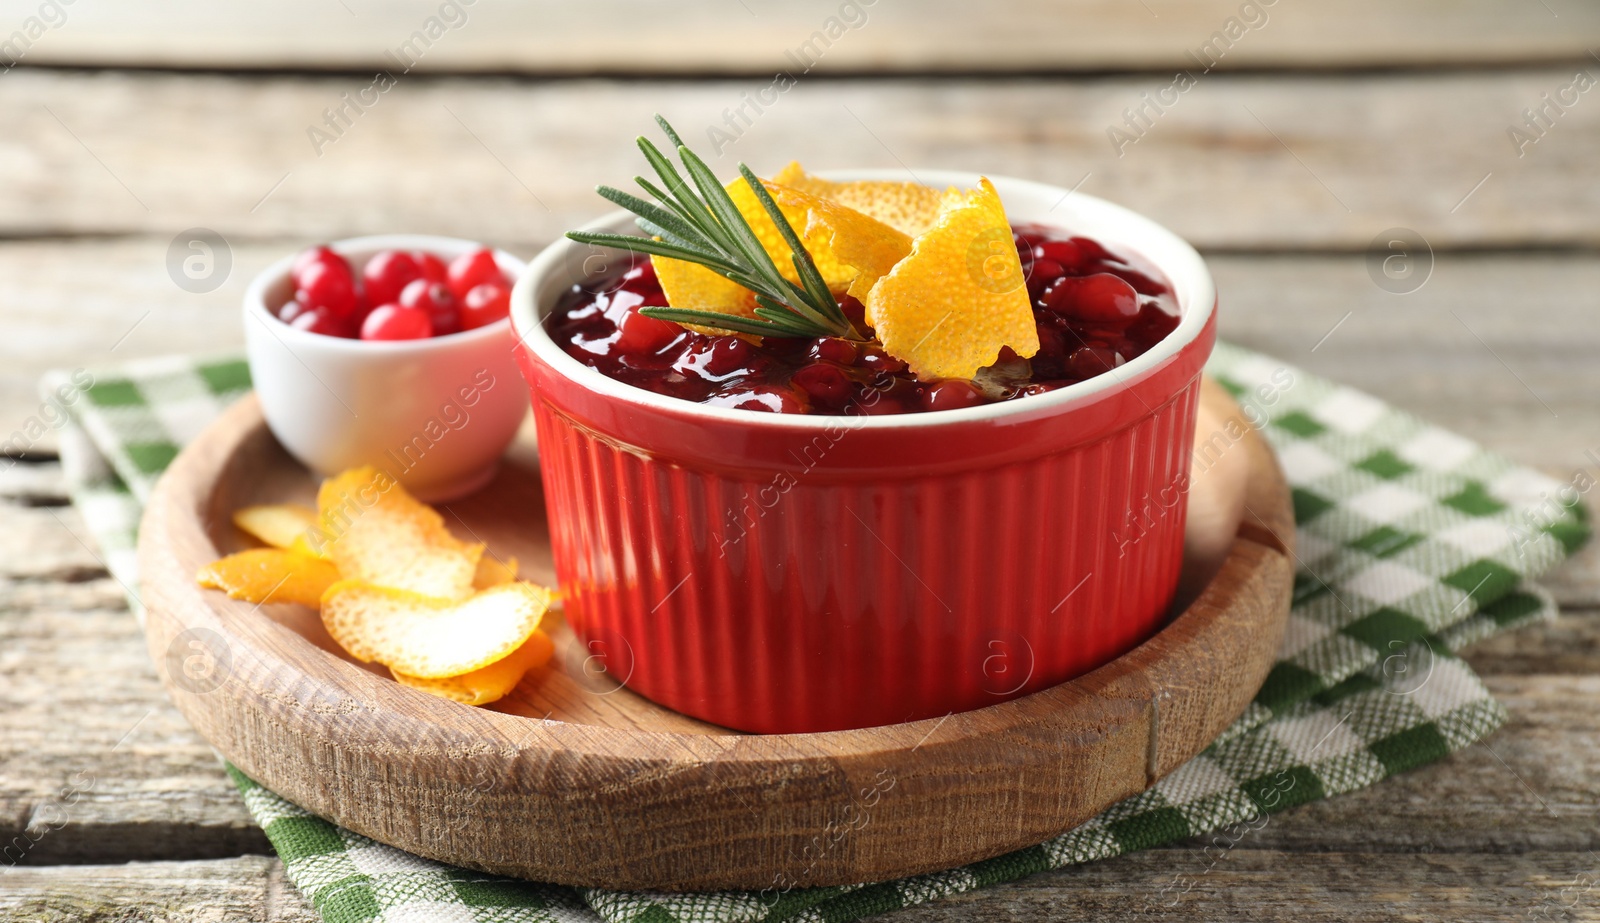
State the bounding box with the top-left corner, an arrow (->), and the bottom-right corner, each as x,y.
533,377 -> 1202,734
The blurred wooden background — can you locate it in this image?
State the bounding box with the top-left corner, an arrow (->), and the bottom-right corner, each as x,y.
2,2 -> 1598,920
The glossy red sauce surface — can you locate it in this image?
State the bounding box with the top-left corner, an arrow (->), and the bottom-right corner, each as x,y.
549,224 -> 1180,415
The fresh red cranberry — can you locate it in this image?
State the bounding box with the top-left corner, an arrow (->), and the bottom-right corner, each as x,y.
461,283 -> 511,330
696,337 -> 755,377
290,306 -> 351,337
291,245 -> 347,287
614,308 -> 681,355
361,304 -> 432,341
1043,273 -> 1140,325
808,337 -> 857,365
1127,302 -> 1181,343
399,278 -> 452,313
1118,269 -> 1168,297
448,248 -> 502,298
1069,236 -> 1114,261
398,279 -> 462,336
298,260 -> 360,318
791,363 -> 853,408
363,250 -> 422,308
432,310 -> 463,336
416,251 -> 449,285
1026,258 -> 1064,298
922,380 -> 987,412
1034,240 -> 1084,272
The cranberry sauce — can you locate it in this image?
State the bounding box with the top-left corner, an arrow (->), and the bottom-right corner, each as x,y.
548,224 -> 1181,415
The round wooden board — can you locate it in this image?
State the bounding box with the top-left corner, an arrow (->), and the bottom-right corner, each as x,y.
138,379 -> 1294,892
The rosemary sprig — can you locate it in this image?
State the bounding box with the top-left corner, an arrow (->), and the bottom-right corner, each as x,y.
566,115 -> 864,341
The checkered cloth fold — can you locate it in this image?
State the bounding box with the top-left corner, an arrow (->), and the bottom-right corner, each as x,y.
46,342 -> 1587,923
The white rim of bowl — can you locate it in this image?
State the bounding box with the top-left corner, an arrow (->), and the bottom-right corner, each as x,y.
511,172 -> 1215,431
244,234 -> 526,354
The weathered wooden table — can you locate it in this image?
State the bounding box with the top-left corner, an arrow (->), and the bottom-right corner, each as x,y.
2,3 -> 1597,919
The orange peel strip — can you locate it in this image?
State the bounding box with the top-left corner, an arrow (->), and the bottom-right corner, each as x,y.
197,548 -> 341,609
391,631 -> 555,706
473,554 -> 519,590
320,580 -> 553,678
232,504 -> 318,551
863,177 -> 1038,380
773,162 -> 950,238
312,466 -> 482,601
772,185 -> 911,303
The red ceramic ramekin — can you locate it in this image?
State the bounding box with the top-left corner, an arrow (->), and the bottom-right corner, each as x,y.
510,171 -> 1217,734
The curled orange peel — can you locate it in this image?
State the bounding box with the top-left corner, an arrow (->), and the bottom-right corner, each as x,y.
232,504 -> 319,551
772,185 -> 911,302
391,631 -> 555,706
320,579 -> 553,679
863,177 -> 1038,380
199,468 -> 561,708
473,554 -> 519,590
313,466 -> 482,601
196,548 -> 340,609
772,162 -> 951,238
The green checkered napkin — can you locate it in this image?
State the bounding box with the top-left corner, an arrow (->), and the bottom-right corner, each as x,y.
46,342 -> 1587,923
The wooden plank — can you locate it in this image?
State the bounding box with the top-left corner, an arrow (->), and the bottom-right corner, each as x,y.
4,850 -> 1597,922
1469,605 -> 1600,674
1208,254 -> 1600,476
0,502 -> 110,583
0,458 -> 67,506
0,529 -> 270,863
1,0 -> 1595,74
1545,548 -> 1600,612
878,849 -> 1600,922
1,70 -> 1597,249
0,857 -> 316,923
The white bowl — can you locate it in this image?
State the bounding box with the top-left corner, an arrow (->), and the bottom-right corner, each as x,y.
244,234 -> 529,500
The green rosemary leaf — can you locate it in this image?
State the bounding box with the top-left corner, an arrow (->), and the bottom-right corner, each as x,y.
634,218 -> 701,252
779,251 -> 836,323
637,306 -> 791,338
654,115 -> 688,149
752,277 -> 836,334
751,294 -> 831,336
636,137 -> 734,252
564,231 -> 741,274
594,186 -> 702,244
633,177 -> 711,239
751,305 -> 818,332
676,144 -> 793,295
